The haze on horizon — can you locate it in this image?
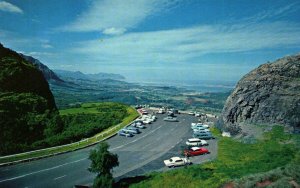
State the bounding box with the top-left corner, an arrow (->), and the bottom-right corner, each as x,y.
1,0 -> 300,84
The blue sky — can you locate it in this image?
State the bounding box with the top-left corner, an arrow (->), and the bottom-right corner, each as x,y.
0,0 -> 300,85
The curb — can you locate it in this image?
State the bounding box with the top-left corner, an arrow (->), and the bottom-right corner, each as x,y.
0,132 -> 117,167
0,112 -> 140,167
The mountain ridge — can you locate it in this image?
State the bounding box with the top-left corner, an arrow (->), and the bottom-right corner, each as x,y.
19,54 -> 64,84
54,69 -> 125,81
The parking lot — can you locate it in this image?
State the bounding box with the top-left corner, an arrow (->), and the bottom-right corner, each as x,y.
0,109 -> 218,187
111,110 -> 218,180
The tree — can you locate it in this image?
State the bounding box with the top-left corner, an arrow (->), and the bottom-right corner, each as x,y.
89,142 -> 119,188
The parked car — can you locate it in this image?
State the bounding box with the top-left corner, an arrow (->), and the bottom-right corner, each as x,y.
188,111 -> 195,115
142,119 -> 152,124
134,120 -> 144,124
135,121 -> 143,126
191,123 -> 209,128
193,132 -> 215,139
185,138 -> 208,146
184,147 -> 210,156
202,124 -> 210,128
163,116 -> 178,122
122,127 -> 140,134
193,127 -> 210,133
167,111 -> 175,117
164,156 -> 191,168
172,109 -> 180,114
193,130 -> 211,135
135,105 -> 142,109
118,130 -> 133,137
157,108 -> 165,114
191,124 -> 206,129
136,124 -> 146,129
127,126 -> 141,132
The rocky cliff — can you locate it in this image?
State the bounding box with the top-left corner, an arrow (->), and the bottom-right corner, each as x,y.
220,54 -> 300,135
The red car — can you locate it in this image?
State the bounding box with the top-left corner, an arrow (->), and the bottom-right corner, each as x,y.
184,147 -> 210,156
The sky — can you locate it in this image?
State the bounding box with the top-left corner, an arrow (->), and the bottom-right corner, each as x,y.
0,0 -> 300,85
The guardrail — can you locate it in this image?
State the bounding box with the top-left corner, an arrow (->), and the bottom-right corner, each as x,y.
0,108 -> 140,166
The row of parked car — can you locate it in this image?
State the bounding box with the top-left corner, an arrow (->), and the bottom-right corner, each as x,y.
163,122 -> 214,168
118,111 -> 157,137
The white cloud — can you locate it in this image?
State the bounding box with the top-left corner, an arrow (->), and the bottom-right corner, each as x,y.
26,51 -> 54,58
72,22 -> 300,64
241,2 -> 299,23
59,0 -> 178,33
103,27 -> 126,35
0,1 -> 23,14
41,44 -> 53,49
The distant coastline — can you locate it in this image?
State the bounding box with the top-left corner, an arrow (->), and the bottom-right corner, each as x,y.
125,79 -> 236,92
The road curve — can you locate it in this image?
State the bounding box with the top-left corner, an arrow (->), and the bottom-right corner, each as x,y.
0,113 -> 217,188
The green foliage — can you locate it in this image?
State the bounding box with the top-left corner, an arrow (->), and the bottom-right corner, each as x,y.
0,92 -> 53,155
0,44 -> 58,155
232,164 -> 300,188
129,126 -> 300,188
42,102 -> 129,145
0,99 -> 129,155
89,142 -> 119,188
93,174 -> 114,188
89,142 -> 119,174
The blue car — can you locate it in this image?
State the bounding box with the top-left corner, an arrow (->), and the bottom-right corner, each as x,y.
191,124 -> 206,129
118,130 -> 133,137
193,132 -> 214,140
122,127 -> 140,134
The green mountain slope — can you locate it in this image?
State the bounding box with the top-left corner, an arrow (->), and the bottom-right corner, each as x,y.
0,43 -> 59,155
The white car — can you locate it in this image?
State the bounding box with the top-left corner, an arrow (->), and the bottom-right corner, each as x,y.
202,124 -> 210,128
163,116 -> 178,122
191,123 -> 209,128
186,138 -> 208,146
157,109 -> 164,114
142,119 -> 152,124
164,157 -> 191,168
193,128 -> 210,133
188,111 -> 195,115
195,113 -> 200,117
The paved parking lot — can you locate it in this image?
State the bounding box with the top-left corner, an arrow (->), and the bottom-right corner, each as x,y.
0,111 -> 217,187
114,112 -> 218,180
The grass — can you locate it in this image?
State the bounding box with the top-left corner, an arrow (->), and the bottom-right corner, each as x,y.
127,126 -> 300,188
59,102 -> 121,115
0,104 -> 139,164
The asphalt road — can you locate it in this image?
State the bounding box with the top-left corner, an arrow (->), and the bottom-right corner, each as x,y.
0,113 -> 217,188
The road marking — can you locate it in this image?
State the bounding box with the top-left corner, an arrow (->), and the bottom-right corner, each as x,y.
54,175 -> 66,180
110,125 -> 163,151
0,158 -> 87,183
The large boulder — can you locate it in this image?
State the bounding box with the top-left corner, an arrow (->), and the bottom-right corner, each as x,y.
220,54 -> 300,135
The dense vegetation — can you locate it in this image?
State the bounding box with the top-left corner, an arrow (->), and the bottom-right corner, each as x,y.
126,126 -> 300,188
0,44 -> 58,155
38,102 -> 128,147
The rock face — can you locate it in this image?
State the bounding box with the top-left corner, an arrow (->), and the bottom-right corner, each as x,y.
220,54 -> 300,135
